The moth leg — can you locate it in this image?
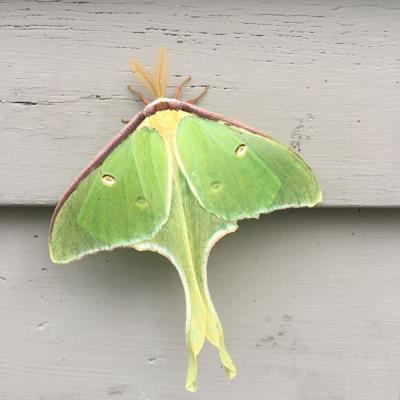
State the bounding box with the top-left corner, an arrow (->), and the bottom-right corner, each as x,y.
174,76 -> 191,100
127,85 -> 150,105
186,85 -> 209,104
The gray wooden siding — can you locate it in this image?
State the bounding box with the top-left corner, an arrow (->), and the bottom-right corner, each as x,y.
1,207 -> 400,400
1,1 -> 399,206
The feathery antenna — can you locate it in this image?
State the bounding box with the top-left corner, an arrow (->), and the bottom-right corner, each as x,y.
128,48 -> 208,104
129,48 -> 168,99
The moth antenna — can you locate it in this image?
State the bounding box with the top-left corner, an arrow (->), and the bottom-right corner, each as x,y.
128,57 -> 158,99
155,47 -> 168,98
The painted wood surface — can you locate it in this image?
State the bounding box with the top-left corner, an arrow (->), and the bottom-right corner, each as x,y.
1,207 -> 400,399
0,1 -> 399,206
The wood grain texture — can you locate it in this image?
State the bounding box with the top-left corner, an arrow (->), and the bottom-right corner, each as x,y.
0,0 -> 399,206
1,207 -> 400,399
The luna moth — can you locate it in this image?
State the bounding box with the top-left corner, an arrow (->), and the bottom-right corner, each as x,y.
49,49 -> 322,392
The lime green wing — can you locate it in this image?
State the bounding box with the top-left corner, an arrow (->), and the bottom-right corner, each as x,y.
176,114 -> 322,221
49,126 -> 171,263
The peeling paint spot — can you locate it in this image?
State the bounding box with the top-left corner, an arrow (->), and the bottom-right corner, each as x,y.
37,321 -> 50,330
108,386 -> 124,396
147,356 -> 164,365
262,336 -> 275,343
290,118 -> 304,152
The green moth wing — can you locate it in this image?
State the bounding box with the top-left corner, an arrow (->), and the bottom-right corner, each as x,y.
176,114 -> 322,221
50,125 -> 171,263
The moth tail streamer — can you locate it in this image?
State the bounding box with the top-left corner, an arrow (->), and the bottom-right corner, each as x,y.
203,288 -> 237,380
179,263 -> 237,392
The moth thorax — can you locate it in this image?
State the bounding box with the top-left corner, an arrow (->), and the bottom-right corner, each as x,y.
145,110 -> 184,141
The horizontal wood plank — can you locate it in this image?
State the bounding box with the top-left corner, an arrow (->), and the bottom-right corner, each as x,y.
1,207 -> 400,399
0,1 -> 399,206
